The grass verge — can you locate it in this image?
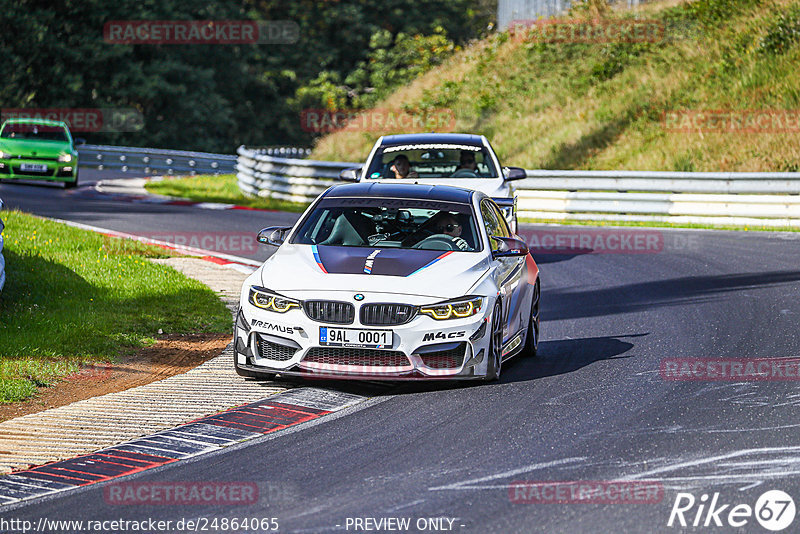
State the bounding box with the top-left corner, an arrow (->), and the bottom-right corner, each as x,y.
0,210 -> 232,403
145,174 -> 309,213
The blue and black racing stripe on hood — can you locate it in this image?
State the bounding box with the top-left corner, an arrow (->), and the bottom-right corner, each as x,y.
311,245 -> 452,277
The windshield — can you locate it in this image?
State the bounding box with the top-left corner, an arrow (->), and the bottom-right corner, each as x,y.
365,143 -> 498,179
291,197 -> 482,252
0,123 -> 70,142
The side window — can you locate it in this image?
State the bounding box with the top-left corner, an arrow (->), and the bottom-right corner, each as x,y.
481,200 -> 503,251
491,203 -> 512,238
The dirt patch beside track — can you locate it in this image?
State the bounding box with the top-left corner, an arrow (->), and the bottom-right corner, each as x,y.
0,333 -> 230,423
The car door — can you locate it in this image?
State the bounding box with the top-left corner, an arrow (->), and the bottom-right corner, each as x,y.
481,199 -> 525,351
490,201 -> 528,344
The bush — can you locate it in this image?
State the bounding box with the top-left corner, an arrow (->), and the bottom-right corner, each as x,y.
758,3 -> 800,54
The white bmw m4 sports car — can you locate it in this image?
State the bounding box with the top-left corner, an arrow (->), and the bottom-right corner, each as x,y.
234,182 -> 539,381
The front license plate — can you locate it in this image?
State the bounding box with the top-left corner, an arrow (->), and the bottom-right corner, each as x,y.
20,163 -> 48,172
319,327 -> 392,349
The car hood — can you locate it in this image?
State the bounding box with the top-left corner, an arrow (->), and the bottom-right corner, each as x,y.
259,244 -> 489,299
0,138 -> 72,157
366,177 -> 510,198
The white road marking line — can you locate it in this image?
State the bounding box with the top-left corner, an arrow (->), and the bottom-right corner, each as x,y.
385,499 -> 425,513
738,481 -> 764,491
620,446 -> 800,480
428,457 -> 587,491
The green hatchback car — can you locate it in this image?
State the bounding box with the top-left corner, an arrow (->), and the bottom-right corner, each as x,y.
0,118 -> 80,188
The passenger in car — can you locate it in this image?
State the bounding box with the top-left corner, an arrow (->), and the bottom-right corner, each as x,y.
388,154 -> 419,179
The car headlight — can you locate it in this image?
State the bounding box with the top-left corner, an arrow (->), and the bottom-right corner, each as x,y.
58,154 -> 73,163
0,152 -> 11,159
420,296 -> 483,320
249,286 -> 300,313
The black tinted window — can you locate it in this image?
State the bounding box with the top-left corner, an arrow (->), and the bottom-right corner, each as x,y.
292,198 -> 482,252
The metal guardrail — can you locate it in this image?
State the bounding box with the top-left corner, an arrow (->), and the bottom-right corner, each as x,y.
237,145 -> 352,203
237,146 -> 800,227
78,145 -> 310,176
517,170 -> 800,194
515,170 -> 800,227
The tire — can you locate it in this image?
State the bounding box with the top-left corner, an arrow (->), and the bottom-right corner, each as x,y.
524,280 -> 540,357
485,301 -> 504,381
63,171 -> 78,189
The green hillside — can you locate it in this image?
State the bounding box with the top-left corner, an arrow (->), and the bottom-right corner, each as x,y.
312,0 -> 800,172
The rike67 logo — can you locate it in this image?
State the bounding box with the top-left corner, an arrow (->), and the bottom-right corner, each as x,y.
668,490 -> 796,531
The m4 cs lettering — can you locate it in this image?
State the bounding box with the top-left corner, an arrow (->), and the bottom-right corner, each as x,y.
423,331 -> 465,342
251,320 -> 294,334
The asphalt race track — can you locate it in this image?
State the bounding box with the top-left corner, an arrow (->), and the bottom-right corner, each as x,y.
0,170 -> 295,263
2,174 -> 800,532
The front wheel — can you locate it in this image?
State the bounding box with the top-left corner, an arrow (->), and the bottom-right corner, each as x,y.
63,171 -> 79,189
524,280 -> 540,357
485,302 -> 504,381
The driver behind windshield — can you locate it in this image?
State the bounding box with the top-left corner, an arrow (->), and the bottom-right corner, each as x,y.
459,151 -> 476,170
451,151 -> 478,177
436,213 -> 471,251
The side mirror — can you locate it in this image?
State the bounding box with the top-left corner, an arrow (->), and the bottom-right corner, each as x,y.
257,226 -> 292,247
73,137 -> 87,146
491,236 -> 529,259
339,168 -> 361,182
503,167 -> 526,181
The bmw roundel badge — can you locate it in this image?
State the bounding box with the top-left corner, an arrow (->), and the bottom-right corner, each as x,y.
354,294 -> 365,301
